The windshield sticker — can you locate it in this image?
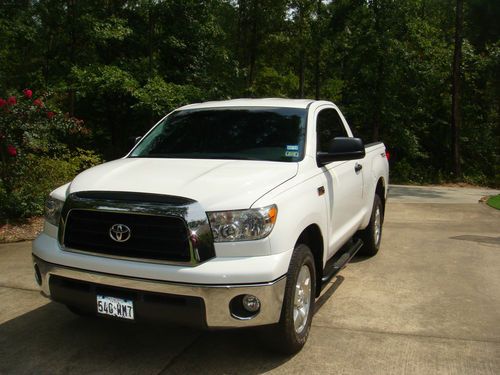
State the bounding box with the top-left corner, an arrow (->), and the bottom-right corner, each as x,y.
286,145 -> 299,151
285,151 -> 300,157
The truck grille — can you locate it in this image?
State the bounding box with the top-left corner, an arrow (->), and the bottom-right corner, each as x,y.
63,210 -> 191,262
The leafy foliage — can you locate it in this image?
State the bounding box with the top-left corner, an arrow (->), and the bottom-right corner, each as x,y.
0,0 -> 498,215
133,76 -> 204,116
0,150 -> 102,219
0,89 -> 101,219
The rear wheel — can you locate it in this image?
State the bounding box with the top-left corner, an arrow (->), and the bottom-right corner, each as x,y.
267,244 -> 316,354
358,195 -> 383,256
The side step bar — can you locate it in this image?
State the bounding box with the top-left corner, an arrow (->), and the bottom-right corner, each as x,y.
321,238 -> 363,286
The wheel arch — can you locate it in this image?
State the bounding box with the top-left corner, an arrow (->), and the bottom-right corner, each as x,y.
375,177 -> 386,221
295,224 -> 324,297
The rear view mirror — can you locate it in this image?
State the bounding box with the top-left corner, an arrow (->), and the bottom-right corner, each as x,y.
317,137 -> 365,166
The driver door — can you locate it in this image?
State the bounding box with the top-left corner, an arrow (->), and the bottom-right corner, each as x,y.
316,107 -> 364,257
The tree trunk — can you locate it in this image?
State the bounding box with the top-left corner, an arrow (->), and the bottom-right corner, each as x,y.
314,0 -> 321,100
420,0 -> 426,19
44,34 -> 53,89
148,0 -> 154,126
314,46 -> 320,99
0,146 -> 11,195
248,0 -> 258,90
237,0 -> 246,68
148,2 -> 153,79
451,0 -> 463,177
298,4 -> 305,98
298,48 -> 305,98
68,0 -> 77,116
371,0 -> 383,142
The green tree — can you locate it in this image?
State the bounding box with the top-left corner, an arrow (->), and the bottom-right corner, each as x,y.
0,0 -> 498,189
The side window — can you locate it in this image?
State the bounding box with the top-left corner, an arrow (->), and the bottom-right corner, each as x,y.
316,108 -> 348,152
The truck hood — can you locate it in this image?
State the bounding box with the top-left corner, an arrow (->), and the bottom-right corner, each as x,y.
68,158 -> 298,211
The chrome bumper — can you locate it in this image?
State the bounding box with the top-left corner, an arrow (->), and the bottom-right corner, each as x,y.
33,256 -> 286,328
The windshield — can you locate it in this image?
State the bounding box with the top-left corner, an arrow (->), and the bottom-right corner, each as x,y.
129,107 -> 307,162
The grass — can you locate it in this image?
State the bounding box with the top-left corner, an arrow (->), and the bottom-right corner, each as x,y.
486,195 -> 500,210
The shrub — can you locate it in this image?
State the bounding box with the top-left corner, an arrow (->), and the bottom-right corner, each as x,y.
0,89 -> 100,219
1,150 -> 101,219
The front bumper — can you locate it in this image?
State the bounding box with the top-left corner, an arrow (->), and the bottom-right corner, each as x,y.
33,255 -> 286,328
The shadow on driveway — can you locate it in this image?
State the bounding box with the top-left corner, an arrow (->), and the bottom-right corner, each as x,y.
0,302 -> 288,374
451,235 -> 500,246
388,186 -> 447,199
0,276 -> 345,374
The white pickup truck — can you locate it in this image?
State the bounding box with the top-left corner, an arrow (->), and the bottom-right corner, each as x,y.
33,98 -> 388,353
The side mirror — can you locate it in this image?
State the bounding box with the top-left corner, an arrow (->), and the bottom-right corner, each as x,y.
317,137 -> 365,166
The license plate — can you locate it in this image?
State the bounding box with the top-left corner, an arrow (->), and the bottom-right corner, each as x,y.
97,295 -> 134,320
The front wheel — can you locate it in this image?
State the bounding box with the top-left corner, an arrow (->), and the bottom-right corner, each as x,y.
267,244 -> 316,354
358,194 -> 384,256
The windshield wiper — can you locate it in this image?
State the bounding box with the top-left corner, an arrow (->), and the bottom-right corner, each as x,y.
131,154 -> 259,160
212,155 -> 259,160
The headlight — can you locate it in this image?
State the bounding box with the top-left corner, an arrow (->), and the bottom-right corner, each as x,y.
45,196 -> 64,226
208,205 -> 277,242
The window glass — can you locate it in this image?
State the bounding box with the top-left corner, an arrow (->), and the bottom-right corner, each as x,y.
130,107 -> 307,162
316,108 -> 348,152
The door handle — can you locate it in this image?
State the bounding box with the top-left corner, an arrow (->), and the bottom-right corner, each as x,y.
354,163 -> 363,173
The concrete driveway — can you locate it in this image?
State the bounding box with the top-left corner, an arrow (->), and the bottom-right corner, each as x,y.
1,185 -> 499,374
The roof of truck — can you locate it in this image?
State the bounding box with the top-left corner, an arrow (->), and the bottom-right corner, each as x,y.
178,98 -> 316,110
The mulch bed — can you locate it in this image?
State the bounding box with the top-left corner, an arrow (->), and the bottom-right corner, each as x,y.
0,217 -> 44,243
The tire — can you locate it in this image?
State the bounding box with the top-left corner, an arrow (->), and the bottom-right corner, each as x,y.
266,244 -> 316,354
358,194 -> 383,256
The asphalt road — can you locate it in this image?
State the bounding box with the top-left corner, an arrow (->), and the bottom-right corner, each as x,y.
1,185 -> 499,374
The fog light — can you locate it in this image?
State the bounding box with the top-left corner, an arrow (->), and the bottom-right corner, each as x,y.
242,294 -> 260,312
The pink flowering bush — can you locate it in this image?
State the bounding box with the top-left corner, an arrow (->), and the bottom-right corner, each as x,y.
23,89 -> 32,99
0,89 -> 101,218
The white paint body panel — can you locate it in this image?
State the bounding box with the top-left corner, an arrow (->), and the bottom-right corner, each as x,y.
33,232 -> 293,284
68,158 -> 298,212
33,99 -> 388,285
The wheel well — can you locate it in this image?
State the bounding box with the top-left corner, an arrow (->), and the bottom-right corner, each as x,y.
296,224 -> 324,297
375,178 -> 386,220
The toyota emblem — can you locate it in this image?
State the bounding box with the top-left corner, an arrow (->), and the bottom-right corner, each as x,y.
109,224 -> 131,243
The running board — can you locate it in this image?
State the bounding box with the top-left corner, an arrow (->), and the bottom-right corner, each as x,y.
321,238 -> 363,286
